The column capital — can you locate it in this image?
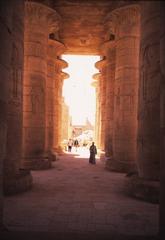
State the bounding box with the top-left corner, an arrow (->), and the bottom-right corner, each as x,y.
105,4 -> 140,38
48,39 -> 66,59
93,73 -> 101,81
91,80 -> 98,88
25,2 -> 61,34
101,40 -> 116,55
55,59 -> 68,73
95,59 -> 107,71
61,72 -> 70,80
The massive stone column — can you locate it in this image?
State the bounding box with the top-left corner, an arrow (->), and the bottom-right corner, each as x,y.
53,58 -> 68,153
2,1 -> 32,195
0,0 -> 13,228
92,74 -> 101,148
23,2 -> 60,169
61,97 -> 70,144
46,39 -> 65,160
58,71 -> 69,149
126,2 -> 160,204
106,5 -> 140,172
95,60 -> 107,151
160,2 -> 165,237
101,41 -> 116,160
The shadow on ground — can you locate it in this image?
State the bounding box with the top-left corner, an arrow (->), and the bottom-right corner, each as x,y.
1,231 -> 159,240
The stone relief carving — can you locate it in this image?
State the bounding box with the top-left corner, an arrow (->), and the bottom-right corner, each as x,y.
30,86 -> 44,114
115,87 -> 120,106
9,44 -> 22,111
27,42 -> 45,58
141,43 -> 160,103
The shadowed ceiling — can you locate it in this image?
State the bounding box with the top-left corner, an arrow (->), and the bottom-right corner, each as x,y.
36,0 -> 138,55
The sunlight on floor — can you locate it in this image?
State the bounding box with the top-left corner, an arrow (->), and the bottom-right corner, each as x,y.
64,146 -> 100,159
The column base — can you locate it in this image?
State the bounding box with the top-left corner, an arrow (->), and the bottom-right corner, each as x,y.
45,151 -> 57,162
3,169 -> 33,196
53,146 -> 64,155
124,174 -> 159,203
105,158 -> 136,173
23,157 -> 52,170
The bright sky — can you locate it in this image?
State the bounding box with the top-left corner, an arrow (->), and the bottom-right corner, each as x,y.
62,55 -> 100,125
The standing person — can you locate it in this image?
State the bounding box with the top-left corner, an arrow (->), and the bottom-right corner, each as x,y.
68,139 -> 73,152
74,139 -> 79,152
89,142 -> 97,164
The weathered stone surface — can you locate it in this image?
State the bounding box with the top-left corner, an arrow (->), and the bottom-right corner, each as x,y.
52,0 -> 138,54
3,169 -> 33,196
61,97 -> 70,142
137,1 -> 160,180
53,57 -> 68,153
95,60 -> 107,151
106,5 -> 140,173
125,174 -> 159,204
160,1 -> 165,238
92,73 -> 101,149
0,0 -> 13,228
23,2 -> 60,169
2,0 -> 33,196
102,41 -> 116,159
126,1 -> 161,205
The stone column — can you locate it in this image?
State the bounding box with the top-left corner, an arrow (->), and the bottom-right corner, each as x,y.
61,97 -> 70,144
23,2 -> 60,169
106,5 -> 140,172
92,74 -> 101,148
53,58 -> 68,153
0,0 -> 13,227
2,1 -> 32,195
102,41 -> 116,160
160,2 -> 165,238
95,60 -> 107,151
58,71 -> 69,148
126,2 -> 160,204
46,39 -> 65,161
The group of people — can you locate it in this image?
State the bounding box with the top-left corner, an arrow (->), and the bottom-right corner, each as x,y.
67,138 -> 79,152
67,139 -> 97,164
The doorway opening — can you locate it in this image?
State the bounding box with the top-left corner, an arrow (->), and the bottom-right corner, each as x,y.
61,54 -> 100,153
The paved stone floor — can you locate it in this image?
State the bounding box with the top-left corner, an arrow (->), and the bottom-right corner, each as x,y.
2,148 -> 159,239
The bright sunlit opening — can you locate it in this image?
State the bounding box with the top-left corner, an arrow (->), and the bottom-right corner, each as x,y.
62,55 -> 100,125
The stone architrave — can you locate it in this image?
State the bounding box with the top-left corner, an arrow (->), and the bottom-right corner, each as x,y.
106,5 -> 140,172
2,1 -> 32,195
23,2 -> 60,170
102,41 -> 116,159
95,60 -> 107,151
